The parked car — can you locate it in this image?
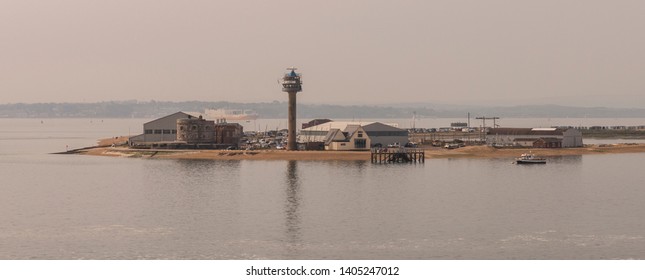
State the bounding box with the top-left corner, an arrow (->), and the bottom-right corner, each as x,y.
444,143 -> 459,149
404,142 -> 417,148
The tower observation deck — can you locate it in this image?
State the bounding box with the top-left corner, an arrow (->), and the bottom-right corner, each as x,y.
281,68 -> 302,93
281,68 -> 303,150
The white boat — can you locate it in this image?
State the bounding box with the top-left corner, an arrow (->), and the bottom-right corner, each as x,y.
203,109 -> 258,121
516,152 -> 546,164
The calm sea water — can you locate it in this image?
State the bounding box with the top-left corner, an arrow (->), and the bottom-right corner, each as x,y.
1,118 -> 645,259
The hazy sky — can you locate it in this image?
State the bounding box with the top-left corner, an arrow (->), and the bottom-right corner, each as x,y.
2,0 -> 644,107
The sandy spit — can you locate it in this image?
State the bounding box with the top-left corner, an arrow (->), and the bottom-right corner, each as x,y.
79,143 -> 645,161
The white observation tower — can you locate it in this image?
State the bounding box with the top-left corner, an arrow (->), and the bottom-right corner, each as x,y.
281,67 -> 302,151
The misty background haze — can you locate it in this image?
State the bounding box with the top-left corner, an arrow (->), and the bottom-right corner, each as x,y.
1,0 -> 644,108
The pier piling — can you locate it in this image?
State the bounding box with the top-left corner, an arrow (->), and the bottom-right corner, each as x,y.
371,148 -> 425,163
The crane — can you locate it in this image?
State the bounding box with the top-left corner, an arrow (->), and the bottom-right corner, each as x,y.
475,116 -> 500,129
475,116 -> 500,143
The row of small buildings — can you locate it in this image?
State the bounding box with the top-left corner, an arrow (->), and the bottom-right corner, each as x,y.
298,120 -> 409,150
299,124 -> 584,150
127,112 -> 584,150
126,112 -> 410,150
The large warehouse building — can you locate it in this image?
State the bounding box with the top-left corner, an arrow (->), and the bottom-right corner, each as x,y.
486,127 -> 583,148
129,112 -> 194,144
129,112 -> 242,148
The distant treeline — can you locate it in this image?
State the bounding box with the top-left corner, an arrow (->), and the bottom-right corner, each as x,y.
580,128 -> 645,139
1,101 -> 645,119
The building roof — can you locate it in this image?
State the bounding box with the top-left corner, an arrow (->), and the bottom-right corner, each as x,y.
324,129 -> 347,145
344,125 -> 361,138
325,125 -> 370,145
363,122 -> 405,132
144,111 -> 195,125
301,121 -> 399,132
302,119 -> 332,129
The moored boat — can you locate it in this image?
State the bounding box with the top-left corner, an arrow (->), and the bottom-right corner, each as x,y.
516,152 -> 546,164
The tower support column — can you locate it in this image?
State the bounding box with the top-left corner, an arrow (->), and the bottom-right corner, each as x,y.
287,91 -> 297,150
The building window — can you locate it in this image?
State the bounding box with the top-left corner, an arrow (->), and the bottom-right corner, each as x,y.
354,139 -> 366,149
171,130 -> 177,134
154,130 -> 162,134
163,129 -> 171,134
145,129 -> 153,134
358,132 -> 363,138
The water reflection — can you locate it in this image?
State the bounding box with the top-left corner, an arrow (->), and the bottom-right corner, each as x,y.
174,159 -> 241,178
284,160 -> 302,256
352,160 -> 367,173
548,155 -> 583,164
140,160 -> 242,229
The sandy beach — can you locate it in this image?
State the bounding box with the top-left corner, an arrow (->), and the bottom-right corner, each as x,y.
81,137 -> 645,161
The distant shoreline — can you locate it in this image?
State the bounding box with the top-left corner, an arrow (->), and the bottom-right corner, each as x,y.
3,101 -> 645,119
75,142 -> 645,161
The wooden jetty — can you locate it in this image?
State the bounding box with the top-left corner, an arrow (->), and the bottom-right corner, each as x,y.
371,148 -> 425,163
